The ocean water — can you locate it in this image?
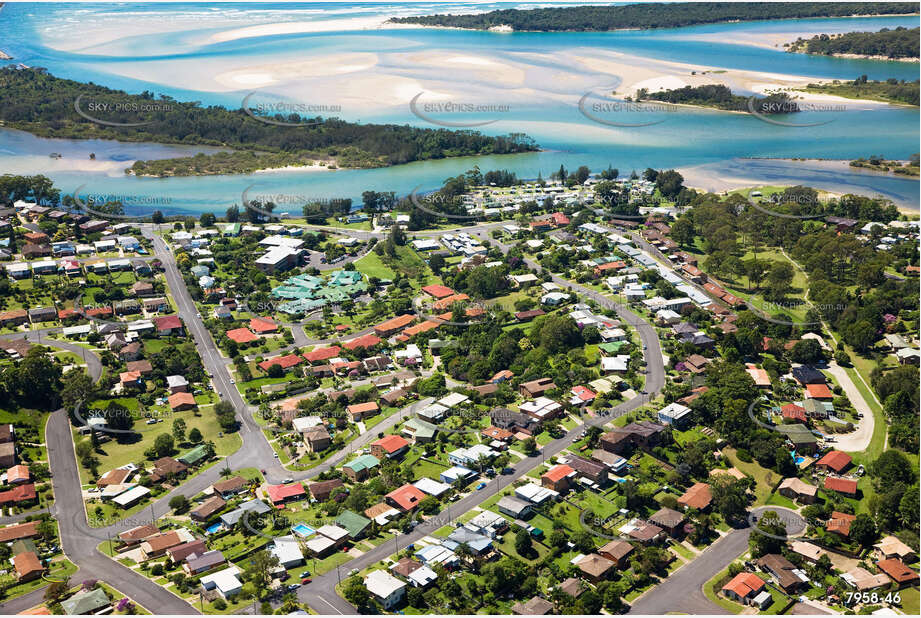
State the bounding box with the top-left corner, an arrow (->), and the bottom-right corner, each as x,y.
0,2 -> 918,212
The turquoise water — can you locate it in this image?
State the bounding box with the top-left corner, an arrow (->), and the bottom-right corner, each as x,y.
0,3 -> 918,211
292,523 -> 316,538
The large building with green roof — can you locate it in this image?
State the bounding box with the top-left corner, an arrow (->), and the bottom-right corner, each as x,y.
272,271 -> 368,314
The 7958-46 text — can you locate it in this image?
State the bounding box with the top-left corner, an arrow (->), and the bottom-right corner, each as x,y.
844,591 -> 901,606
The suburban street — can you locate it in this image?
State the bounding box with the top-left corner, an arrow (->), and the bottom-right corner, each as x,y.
1,219 -> 772,616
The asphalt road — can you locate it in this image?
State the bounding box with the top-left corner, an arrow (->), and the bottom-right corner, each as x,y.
628,507 -> 807,615
4,219 -> 667,615
3,328 -> 103,381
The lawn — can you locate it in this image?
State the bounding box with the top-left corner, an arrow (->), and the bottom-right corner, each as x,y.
353,252 -> 396,280
702,565 -> 744,614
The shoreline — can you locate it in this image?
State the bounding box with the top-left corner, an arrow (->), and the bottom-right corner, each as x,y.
786,47 -> 919,63
383,12 -> 921,34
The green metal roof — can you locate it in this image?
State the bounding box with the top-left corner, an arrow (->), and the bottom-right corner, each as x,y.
178,444 -> 211,466
344,454 -> 380,473
335,509 -> 371,538
61,589 -> 110,615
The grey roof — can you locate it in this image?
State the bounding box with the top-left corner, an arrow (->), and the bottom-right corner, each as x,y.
220,499 -> 271,526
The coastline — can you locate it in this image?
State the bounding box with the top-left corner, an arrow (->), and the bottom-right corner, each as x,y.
786,47 -> 919,62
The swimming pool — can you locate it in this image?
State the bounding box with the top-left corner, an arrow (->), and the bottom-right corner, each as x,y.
292,524 -> 316,538
205,522 -> 222,534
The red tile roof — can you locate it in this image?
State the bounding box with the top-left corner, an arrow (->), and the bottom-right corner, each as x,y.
343,334 -> 382,350
168,392 -> 197,410
876,559 -> 920,584
571,386 -> 596,402
6,465 -> 30,484
824,477 -> 858,495
722,572 -> 765,598
550,212 -> 570,226
421,285 -> 455,299
542,464 -> 575,483
347,401 -> 379,416
815,450 -> 852,473
781,404 -> 807,422
153,315 -> 182,331
826,511 -> 856,536
303,346 -> 341,363
226,328 -> 257,344
433,294 -> 470,311
372,435 -> 408,454
805,384 -> 833,399
265,483 -> 306,504
374,314 -> 415,334
678,482 -> 712,510
386,484 -> 427,511
250,317 -> 278,333
403,321 -> 439,337
0,483 -> 36,504
0,521 -> 40,542
258,354 -> 303,372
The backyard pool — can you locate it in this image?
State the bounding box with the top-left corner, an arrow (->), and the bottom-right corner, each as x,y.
292,524 -> 316,538
205,522 -> 223,535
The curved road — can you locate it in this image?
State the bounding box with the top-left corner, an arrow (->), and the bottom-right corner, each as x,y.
4,219 -> 666,615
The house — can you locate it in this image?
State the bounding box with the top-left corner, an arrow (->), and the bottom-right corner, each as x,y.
792,366 -> 826,385
168,392 -> 197,411
346,401 -> 379,422
13,551 -> 44,582
385,484 -> 427,512
343,454 -> 380,481
184,550 -> 227,575
874,536 -> 917,563
598,540 -> 634,567
566,455 -> 609,485
678,482 -> 712,511
191,495 -> 226,522
511,596 -> 554,615
827,511 -> 857,537
519,378 -> 556,398
117,524 -> 160,546
558,577 -> 585,599
497,495 -> 532,519
402,418 -> 438,443
824,477 -> 858,497
777,424 -> 819,454
448,444 -> 497,467
212,476 -> 249,499
219,499 -> 271,528
309,479 -> 345,502
791,541 -> 827,564
370,435 -> 409,460
265,483 -> 307,506
60,588 -> 112,615
746,364 -> 771,388
721,571 -> 766,605
684,354 -> 710,374
805,383 -> 833,400
226,328 -> 257,344
648,507 -> 686,536
140,531 -> 185,559
490,408 -> 541,434
843,566 -> 892,591
440,465 -> 474,485
200,566 -> 243,599
374,314 -> 415,337
391,558 -> 437,588
600,421 -> 665,455
541,464 -> 576,492
111,485 -> 150,509
657,402 -> 692,428
153,315 -> 183,336
335,510 -> 371,540
576,553 -> 615,583
0,484 -> 36,507
6,464 -> 30,484
150,457 -> 188,482
271,536 -> 305,568
876,559 -> 920,587
778,477 -> 817,504
756,554 -> 809,592
815,450 -> 852,474
167,539 -> 208,564
781,403 -> 808,423
364,570 -> 406,610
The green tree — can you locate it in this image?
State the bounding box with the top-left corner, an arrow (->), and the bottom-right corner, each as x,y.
153,433 -> 175,458
514,528 -> 533,557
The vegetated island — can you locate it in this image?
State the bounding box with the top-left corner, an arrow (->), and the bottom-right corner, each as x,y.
798,75 -> 920,105
0,67 -> 538,177
388,2 -> 918,32
785,26 -> 919,60
633,84 -> 801,113
850,153 -> 920,176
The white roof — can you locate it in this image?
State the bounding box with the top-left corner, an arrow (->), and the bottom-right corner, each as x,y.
413,477 -> 451,496
200,566 -> 242,593
601,355 -> 630,372
304,536 -> 336,554
515,482 -> 558,503
166,375 -> 188,388
316,524 -> 349,542
260,235 -> 304,249
112,485 -> 150,506
437,392 -> 469,409
519,397 -> 562,418
364,570 -> 405,599
468,510 -> 506,532
271,536 -> 304,564
407,564 -> 438,587
658,402 -> 691,420
292,416 -> 323,432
